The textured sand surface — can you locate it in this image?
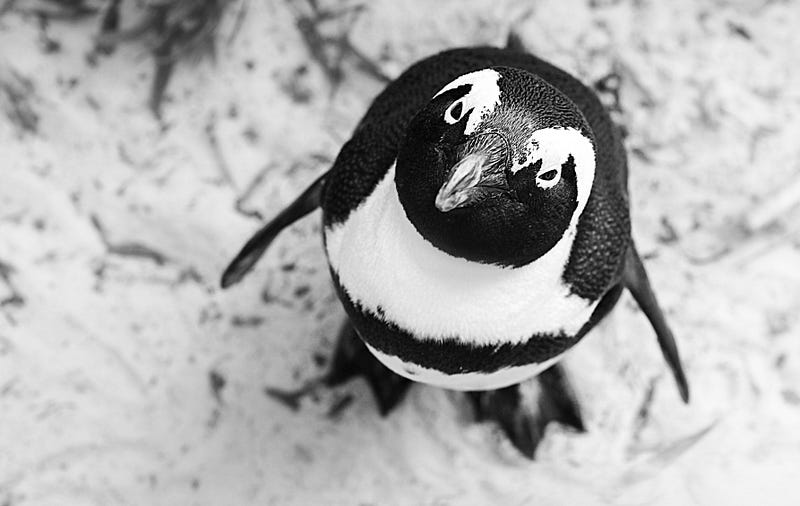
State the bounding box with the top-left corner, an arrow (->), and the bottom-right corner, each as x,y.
1,1 -> 799,505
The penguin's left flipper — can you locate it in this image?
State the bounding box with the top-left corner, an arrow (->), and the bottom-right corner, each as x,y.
623,243 -> 691,403
220,173 -> 327,288
467,364 -> 584,459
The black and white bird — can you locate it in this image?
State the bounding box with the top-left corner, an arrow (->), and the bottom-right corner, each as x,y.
221,40 -> 689,458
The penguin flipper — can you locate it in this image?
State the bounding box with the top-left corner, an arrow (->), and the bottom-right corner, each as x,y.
622,243 -> 690,403
220,173 -> 327,288
326,319 -> 413,416
467,364 -> 584,459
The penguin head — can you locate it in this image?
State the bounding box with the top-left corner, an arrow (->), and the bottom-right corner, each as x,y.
395,67 -> 597,267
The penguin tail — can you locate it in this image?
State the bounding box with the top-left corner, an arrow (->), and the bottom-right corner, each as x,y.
220,172 -> 327,288
505,30 -> 528,53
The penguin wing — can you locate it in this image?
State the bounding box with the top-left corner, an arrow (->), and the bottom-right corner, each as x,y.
623,244 -> 690,403
220,173 -> 326,288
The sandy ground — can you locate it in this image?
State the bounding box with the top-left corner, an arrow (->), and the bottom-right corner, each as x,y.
1,0 -> 800,505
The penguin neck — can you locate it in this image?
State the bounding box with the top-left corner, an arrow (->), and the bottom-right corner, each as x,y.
323,162 -> 597,346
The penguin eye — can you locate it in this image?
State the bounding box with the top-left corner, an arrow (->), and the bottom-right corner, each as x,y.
539,169 -> 558,181
535,161 -> 562,189
444,100 -> 464,124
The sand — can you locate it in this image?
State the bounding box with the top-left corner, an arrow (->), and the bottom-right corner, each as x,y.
1,0 -> 799,504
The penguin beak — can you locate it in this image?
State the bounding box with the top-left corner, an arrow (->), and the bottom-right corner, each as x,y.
435,153 -> 488,212
435,132 -> 509,212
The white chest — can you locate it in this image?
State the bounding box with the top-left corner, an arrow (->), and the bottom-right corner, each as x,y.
324,164 -> 599,347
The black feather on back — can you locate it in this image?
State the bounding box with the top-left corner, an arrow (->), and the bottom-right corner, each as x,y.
322,47 -> 630,301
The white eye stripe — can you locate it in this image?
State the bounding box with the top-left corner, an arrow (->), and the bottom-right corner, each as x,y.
507,127 -> 595,225
433,69 -> 501,135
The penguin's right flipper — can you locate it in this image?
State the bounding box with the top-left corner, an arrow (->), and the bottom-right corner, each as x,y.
467,364 -> 584,459
623,243 -> 690,403
326,320 -> 413,416
220,173 -> 327,288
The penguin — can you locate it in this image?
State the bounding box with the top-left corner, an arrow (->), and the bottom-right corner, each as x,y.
221,39 -> 690,458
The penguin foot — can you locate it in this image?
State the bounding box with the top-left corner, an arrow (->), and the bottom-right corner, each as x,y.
324,320 -> 413,416
265,321 -> 411,415
467,364 -> 584,459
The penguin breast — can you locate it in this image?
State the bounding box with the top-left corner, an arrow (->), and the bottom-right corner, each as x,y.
324,162 -> 600,347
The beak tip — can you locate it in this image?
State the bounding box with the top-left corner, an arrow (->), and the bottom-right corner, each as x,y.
434,196 -> 454,213
435,189 -> 463,212
435,152 -> 488,213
